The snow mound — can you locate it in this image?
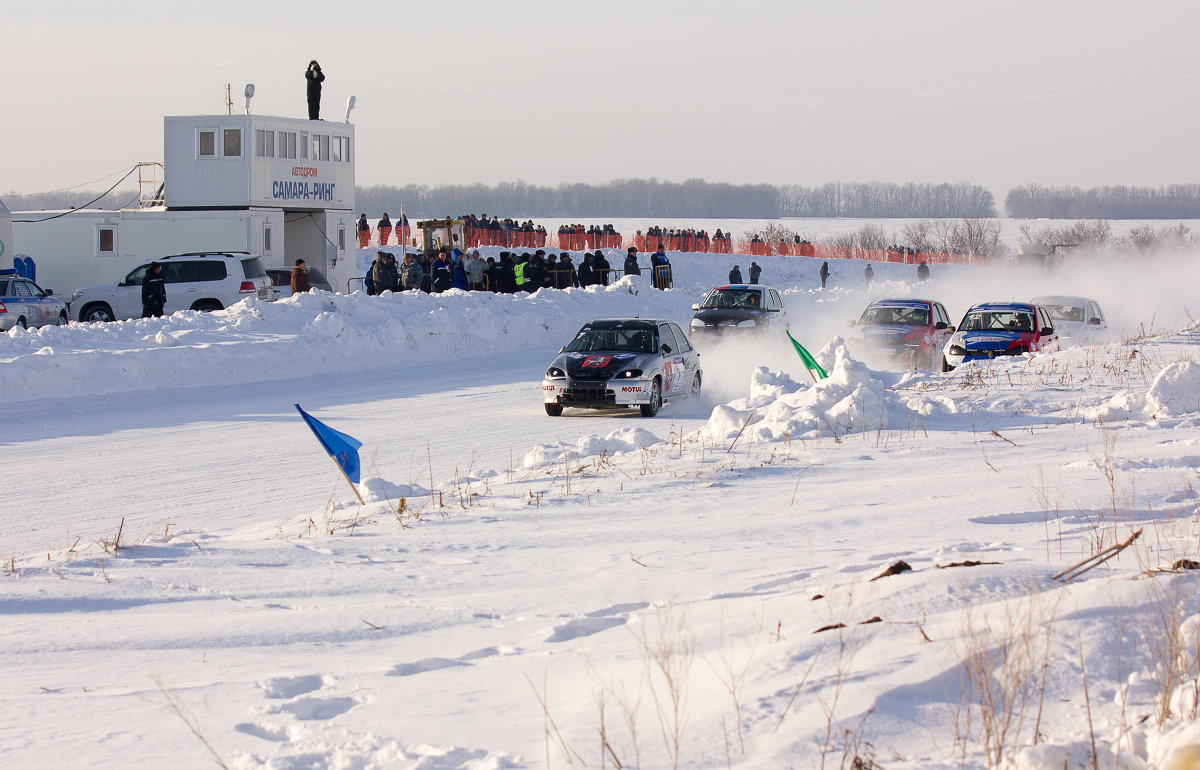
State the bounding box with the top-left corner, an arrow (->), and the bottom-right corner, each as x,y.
523,426 -> 661,468
1086,359 -> 1200,421
704,342 -> 955,442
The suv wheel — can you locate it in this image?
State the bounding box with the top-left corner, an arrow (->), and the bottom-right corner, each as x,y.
192,300 -> 224,312
81,303 -> 115,323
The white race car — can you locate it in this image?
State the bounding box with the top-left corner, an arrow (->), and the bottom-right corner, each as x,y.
542,318 -> 702,417
1030,295 -> 1107,342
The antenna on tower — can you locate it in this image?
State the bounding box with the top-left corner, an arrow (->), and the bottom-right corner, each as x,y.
224,84 -> 233,115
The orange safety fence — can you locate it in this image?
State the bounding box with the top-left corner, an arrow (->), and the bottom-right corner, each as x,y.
551,232 -> 624,251
463,227 -> 548,250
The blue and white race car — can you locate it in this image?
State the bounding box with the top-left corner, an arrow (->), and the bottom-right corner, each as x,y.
943,301 -> 1060,370
0,269 -> 69,330
542,318 -> 702,417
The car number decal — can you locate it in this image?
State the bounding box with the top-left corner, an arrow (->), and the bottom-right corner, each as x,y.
583,355 -> 613,368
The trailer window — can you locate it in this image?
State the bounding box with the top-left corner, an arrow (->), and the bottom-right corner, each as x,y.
313,134 -> 330,161
279,132 -> 297,160
255,129 -> 275,158
338,223 -> 346,252
223,128 -> 242,157
333,136 -> 350,163
197,129 -> 216,158
97,226 -> 116,255
299,131 -> 309,160
264,224 -> 272,254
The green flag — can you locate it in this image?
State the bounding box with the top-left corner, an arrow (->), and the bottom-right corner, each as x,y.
786,330 -> 828,381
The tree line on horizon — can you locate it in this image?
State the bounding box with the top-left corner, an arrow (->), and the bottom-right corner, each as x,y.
6,179 -> 1200,220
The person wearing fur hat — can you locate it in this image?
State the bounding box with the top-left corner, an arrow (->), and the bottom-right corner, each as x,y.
624,246 -> 641,277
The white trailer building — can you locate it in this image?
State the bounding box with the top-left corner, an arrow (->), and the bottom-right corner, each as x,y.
13,113 -> 359,297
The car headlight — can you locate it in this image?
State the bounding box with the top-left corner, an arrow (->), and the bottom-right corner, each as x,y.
736,319 -> 757,327
616,369 -> 643,378
71,291 -> 83,303
546,367 -> 565,379
690,317 -> 704,328
948,345 -> 966,356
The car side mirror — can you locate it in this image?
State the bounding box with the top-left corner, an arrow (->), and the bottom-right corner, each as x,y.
691,304 -> 700,311
934,321 -> 947,330
947,325 -> 956,334
1041,327 -> 1054,336
43,289 -> 53,296
661,344 -> 673,355
1087,317 -> 1101,325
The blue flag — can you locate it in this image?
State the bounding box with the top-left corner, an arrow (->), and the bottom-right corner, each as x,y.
295,404 -> 363,484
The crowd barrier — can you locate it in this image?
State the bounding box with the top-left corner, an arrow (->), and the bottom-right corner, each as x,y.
465,227 -> 547,249
352,221 -> 985,267
552,232 -> 623,251
361,225 -> 413,248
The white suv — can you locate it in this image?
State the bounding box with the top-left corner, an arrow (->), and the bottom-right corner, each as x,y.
71,252 -> 273,322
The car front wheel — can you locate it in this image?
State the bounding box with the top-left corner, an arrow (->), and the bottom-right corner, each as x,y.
691,373 -> 702,397
544,403 -> 563,417
640,379 -> 662,417
57,311 -> 69,326
942,356 -> 953,372
81,304 -> 115,323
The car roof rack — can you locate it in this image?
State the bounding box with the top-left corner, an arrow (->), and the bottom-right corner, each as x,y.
161,251 -> 252,259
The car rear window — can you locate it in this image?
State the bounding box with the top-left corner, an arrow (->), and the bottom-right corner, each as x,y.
0,280 -> 8,295
240,258 -> 267,279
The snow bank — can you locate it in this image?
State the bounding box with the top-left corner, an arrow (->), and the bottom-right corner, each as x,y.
523,426 -> 661,468
1085,359 -> 1200,422
0,276 -> 696,404
703,341 -> 957,443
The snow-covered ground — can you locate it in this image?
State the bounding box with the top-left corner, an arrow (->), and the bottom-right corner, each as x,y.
3,248 -> 1200,769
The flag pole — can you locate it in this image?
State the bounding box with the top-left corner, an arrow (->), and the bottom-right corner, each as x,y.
333,457 -> 366,506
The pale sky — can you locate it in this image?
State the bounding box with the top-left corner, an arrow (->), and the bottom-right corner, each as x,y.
6,0 -> 1199,199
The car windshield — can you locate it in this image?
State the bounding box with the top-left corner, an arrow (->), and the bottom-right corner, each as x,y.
701,288 -> 761,309
961,309 -> 1035,332
565,327 -> 657,354
1041,304 -> 1084,322
858,305 -> 929,326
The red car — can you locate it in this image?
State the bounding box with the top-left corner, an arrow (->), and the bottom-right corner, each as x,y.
849,298 -> 955,371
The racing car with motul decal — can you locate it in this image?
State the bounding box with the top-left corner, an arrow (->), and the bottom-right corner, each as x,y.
542,318 -> 702,417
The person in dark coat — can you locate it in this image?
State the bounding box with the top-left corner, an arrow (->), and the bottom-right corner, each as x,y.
819,261 -> 830,289
430,251 -> 453,293
497,253 -> 516,293
306,60 -> 325,120
593,250 -> 611,286
917,261 -> 930,282
371,251 -> 396,294
578,253 -> 596,287
291,259 -> 312,294
524,255 -> 544,291
749,261 -> 762,284
864,263 -> 875,288
141,261 -> 166,317
557,255 -> 578,289
728,264 -> 743,284
624,246 -> 641,277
